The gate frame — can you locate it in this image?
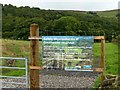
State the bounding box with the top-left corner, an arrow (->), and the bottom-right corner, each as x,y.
0,57 -> 29,88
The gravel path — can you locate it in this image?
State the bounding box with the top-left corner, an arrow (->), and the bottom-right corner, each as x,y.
1,70 -> 100,89
1,78 -> 26,88
40,74 -> 96,88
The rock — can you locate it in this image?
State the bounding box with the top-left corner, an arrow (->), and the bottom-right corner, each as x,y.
106,74 -> 117,79
100,74 -> 120,89
102,78 -> 116,86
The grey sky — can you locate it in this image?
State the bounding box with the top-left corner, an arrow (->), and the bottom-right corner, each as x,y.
0,0 -> 119,11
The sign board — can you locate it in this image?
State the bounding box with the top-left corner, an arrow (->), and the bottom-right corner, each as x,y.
42,36 -> 94,71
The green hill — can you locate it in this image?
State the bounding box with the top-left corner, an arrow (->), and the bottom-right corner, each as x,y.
97,9 -> 118,18
1,4 -> 119,42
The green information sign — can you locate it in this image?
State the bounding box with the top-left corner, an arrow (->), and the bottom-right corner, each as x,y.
42,36 -> 94,71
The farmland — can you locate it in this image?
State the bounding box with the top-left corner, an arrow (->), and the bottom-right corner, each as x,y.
0,39 -> 118,88
1,39 -> 118,75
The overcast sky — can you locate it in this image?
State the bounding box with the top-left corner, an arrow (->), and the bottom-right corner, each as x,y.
0,0 -> 119,11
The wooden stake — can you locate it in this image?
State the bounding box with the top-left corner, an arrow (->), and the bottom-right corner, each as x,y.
30,24 -> 40,89
94,36 -> 105,40
101,39 -> 105,86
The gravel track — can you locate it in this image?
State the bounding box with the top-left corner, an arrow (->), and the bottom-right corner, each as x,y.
40,74 -> 96,88
1,70 -> 100,89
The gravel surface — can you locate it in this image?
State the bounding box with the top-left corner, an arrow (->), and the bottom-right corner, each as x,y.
40,70 -> 100,88
1,70 -> 100,89
1,78 -> 26,88
40,74 -> 96,88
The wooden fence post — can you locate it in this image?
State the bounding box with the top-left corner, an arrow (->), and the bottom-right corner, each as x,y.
101,38 -> 105,85
29,24 -> 40,89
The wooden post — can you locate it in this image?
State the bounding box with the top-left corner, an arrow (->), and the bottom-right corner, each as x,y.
30,24 -> 40,89
101,38 -> 105,85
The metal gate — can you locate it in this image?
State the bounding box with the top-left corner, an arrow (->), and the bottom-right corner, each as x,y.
0,57 -> 29,89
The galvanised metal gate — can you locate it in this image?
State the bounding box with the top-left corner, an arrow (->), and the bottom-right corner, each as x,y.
0,57 -> 29,89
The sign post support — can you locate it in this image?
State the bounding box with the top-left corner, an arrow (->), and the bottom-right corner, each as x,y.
101,38 -> 105,85
94,36 -> 105,87
29,24 -> 40,89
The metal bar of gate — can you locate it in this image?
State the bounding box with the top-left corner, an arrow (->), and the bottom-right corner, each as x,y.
1,81 -> 26,85
0,57 -> 29,88
0,66 -> 26,69
0,57 -> 27,60
0,76 -> 26,79
25,58 -> 29,88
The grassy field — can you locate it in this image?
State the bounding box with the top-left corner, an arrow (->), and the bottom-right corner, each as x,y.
81,9 -> 118,18
94,43 -> 118,75
1,39 -> 42,76
93,42 -> 118,88
1,39 -> 118,88
1,39 -> 118,74
97,10 -> 118,18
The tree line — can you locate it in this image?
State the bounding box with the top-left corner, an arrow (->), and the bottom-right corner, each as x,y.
2,4 -> 119,42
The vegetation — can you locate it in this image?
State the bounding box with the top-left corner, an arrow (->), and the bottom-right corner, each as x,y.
1,39 -> 118,88
97,10 -> 118,18
1,3 -> 119,89
2,39 -> 118,75
1,39 -> 41,76
93,42 -> 118,89
1,4 -> 119,42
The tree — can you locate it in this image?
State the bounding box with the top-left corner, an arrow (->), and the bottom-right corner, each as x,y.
53,16 -> 81,35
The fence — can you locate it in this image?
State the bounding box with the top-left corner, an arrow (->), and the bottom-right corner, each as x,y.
0,57 -> 29,88
29,24 -> 105,88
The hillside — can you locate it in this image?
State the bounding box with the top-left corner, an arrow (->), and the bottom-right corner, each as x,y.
79,9 -> 118,18
1,4 -> 119,42
97,9 -> 118,18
